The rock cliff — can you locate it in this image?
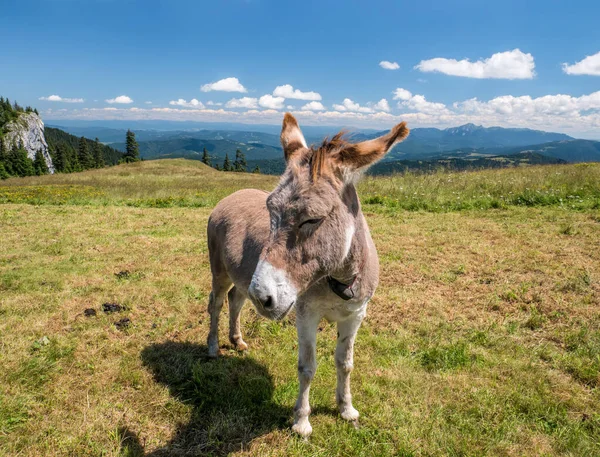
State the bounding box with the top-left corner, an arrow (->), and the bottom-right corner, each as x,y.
2,112 -> 54,173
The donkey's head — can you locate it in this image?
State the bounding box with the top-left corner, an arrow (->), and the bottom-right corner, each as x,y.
248,113 -> 409,319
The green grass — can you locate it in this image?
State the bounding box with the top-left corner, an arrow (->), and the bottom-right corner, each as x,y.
1,160 -> 599,456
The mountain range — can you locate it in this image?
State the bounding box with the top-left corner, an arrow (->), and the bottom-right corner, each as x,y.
49,122 -> 600,173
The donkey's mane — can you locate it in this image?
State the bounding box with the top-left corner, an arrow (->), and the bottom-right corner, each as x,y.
309,131 -> 351,182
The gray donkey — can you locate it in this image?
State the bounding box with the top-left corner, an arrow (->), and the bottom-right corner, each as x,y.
207,113 -> 409,436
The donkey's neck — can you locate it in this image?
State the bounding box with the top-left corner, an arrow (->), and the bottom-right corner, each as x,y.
331,184 -> 370,283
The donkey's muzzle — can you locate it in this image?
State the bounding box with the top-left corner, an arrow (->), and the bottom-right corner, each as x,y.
248,259 -> 297,320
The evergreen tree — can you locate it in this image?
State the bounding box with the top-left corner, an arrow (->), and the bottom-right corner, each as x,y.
0,139 -> 8,175
8,145 -> 34,177
93,138 -> 105,168
222,153 -> 232,171
252,165 -> 261,174
0,162 -> 9,180
52,145 -> 66,172
201,147 -> 211,166
123,130 -> 140,162
78,136 -> 92,169
234,149 -> 247,172
214,163 -> 222,171
33,150 -> 49,175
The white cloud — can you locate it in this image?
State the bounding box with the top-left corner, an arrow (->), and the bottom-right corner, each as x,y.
106,95 -> 133,104
393,87 -> 449,115
145,101 -> 153,104
415,49 -> 535,79
39,95 -> 84,103
371,98 -> 391,112
272,84 -> 322,100
225,97 -> 258,109
42,90 -> 600,139
392,88 -> 413,101
379,61 -> 400,70
286,105 -> 295,109
332,98 -> 374,113
301,101 -> 326,111
258,94 -> 285,110
206,101 -> 223,106
563,51 -> 600,76
169,98 -> 205,108
200,77 -> 247,93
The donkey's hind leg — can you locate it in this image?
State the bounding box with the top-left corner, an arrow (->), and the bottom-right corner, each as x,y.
228,286 -> 248,351
207,278 -> 231,358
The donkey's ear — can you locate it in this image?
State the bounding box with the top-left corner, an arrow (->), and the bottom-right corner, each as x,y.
332,122 -> 409,172
280,113 -> 307,161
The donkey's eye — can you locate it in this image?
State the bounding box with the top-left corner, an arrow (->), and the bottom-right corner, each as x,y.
298,218 -> 323,230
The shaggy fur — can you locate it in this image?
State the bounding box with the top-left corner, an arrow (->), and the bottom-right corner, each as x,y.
206,113 -> 409,436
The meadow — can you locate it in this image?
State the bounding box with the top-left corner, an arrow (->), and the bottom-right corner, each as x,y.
1,159 -> 599,456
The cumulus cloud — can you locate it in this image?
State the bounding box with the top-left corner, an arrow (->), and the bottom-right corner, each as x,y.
392,87 -> 449,115
106,95 -> 133,104
225,97 -> 258,109
169,98 -> 205,108
206,101 -> 223,106
200,77 -> 247,93
42,90 -> 600,138
301,101 -> 326,111
563,51 -> 600,76
272,84 -> 322,100
145,101 -> 153,104
371,98 -> 391,112
379,61 -> 400,70
392,88 -> 413,101
39,95 -> 84,103
258,94 -> 285,110
415,49 -> 535,79
332,98 -> 374,113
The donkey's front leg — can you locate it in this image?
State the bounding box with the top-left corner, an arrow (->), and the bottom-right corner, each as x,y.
335,311 -> 365,422
292,311 -> 320,437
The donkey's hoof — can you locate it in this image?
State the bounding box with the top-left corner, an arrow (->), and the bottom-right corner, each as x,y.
340,405 -> 360,422
236,340 -> 249,351
292,419 -> 312,437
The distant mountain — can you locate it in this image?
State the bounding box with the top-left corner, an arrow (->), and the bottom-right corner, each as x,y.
368,152 -> 567,175
498,140 -> 600,163
353,123 -> 574,160
113,137 -> 282,162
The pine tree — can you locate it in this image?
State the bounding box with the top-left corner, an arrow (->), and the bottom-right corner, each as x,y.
252,165 -> 261,174
8,145 -> 35,177
78,136 -> 92,169
214,163 -> 222,171
223,153 -> 232,171
93,138 -> 105,168
0,162 -> 9,180
33,150 -> 49,175
52,145 -> 66,172
201,147 -> 211,166
234,149 -> 247,172
123,130 -> 140,162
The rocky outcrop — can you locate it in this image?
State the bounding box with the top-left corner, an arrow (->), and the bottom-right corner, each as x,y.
2,113 -> 54,173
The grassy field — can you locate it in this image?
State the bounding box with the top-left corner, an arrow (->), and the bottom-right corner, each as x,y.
1,160 -> 599,456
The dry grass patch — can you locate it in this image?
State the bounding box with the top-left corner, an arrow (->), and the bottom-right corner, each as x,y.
1,161 -> 599,456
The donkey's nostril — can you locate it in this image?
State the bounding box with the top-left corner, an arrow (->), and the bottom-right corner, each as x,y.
262,295 -> 274,309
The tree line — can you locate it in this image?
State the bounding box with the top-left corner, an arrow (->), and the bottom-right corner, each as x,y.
201,147 -> 260,173
1,95 -> 141,179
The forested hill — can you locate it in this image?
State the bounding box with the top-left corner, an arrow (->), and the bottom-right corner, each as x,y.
45,127 -> 123,170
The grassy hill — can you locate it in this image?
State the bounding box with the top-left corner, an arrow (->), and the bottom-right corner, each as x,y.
1,160 -> 599,456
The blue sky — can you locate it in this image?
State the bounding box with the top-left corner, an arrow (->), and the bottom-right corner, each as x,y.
2,0 -> 600,137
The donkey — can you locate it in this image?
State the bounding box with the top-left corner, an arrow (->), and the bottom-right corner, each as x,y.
206,113 -> 409,436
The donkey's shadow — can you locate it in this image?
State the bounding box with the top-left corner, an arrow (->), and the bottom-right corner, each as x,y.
131,342 -> 292,456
